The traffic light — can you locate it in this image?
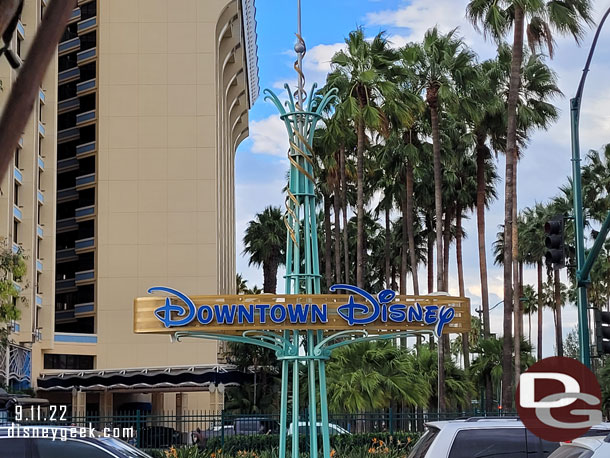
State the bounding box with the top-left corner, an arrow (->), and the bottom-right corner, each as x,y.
545,216 -> 565,269
594,309 -> 610,356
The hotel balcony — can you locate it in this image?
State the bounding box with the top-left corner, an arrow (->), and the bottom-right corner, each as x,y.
75,269 -> 95,285
76,78 -> 96,96
77,17 -> 97,34
74,237 -> 95,254
68,8 -> 81,24
57,157 -> 79,173
56,248 -> 78,264
77,47 -> 96,65
75,109 -> 96,127
58,97 -> 80,115
58,37 -> 80,56
58,67 -> 80,85
55,309 -> 76,323
14,167 -> 22,183
57,217 -> 78,233
57,186 -> 78,203
76,140 -> 96,159
74,302 -> 95,317
56,277 -> 77,293
75,205 -> 95,221
75,172 -> 96,191
57,126 -> 80,144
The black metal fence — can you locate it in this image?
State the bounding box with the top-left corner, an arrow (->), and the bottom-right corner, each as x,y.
7,409 -> 516,449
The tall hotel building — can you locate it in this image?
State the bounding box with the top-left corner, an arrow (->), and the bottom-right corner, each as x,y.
2,0 -> 258,413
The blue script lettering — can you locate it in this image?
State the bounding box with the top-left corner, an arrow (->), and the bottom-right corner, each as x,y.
150,286 -> 196,327
436,306 -> 455,336
331,284 -> 380,325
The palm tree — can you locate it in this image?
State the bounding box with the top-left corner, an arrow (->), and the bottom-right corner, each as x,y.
236,274 -> 248,294
328,28 -> 410,288
467,0 -> 593,410
326,341 -> 429,413
242,206 -> 286,293
402,28 -> 477,294
521,284 -> 538,348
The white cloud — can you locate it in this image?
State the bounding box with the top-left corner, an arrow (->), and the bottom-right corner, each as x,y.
249,115 -> 290,157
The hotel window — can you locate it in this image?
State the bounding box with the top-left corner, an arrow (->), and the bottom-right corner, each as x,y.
36,272 -> 41,294
13,183 -> 19,206
38,134 -> 42,155
16,37 -> 22,57
39,101 -> 43,123
37,203 -> 41,223
43,354 -> 94,370
13,220 -> 18,244
37,238 -> 41,259
14,148 -> 19,167
38,169 -> 42,190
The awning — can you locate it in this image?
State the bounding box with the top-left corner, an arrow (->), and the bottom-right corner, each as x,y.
37,364 -> 252,391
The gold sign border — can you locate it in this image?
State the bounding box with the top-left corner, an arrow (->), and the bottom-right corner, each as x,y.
134,293 -> 470,335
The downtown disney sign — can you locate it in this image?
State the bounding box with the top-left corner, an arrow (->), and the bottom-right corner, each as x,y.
133,284 -> 470,337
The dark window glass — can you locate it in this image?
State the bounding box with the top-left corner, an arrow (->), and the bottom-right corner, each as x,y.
14,183 -> 19,205
407,427 -> 440,458
0,437 -> 28,458
33,439 -> 112,458
526,429 -> 559,455
14,148 -> 19,167
43,354 -> 94,370
13,220 -> 18,244
17,38 -> 22,57
448,428 -> 527,458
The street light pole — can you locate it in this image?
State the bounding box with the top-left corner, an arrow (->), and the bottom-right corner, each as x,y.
570,6 -> 610,369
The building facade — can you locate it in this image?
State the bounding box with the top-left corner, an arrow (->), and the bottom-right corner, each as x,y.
0,0 -> 58,391
2,0 -> 257,413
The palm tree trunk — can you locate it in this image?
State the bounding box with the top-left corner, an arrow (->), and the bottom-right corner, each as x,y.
385,204 -> 391,288
323,193 -> 332,289
406,162 -> 419,295
427,218 -> 434,294
555,268 -> 563,357
340,146 -> 349,284
502,4 -> 525,411
428,98 -> 444,293
401,193 -> 408,295
476,139 -> 491,338
356,106 -> 365,288
456,207 -> 469,370
443,208 -> 452,292
513,155 -> 521,380
333,181 -> 342,285
537,261 -> 543,360
263,259 -> 278,293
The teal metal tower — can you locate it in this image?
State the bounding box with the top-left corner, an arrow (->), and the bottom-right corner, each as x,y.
263,2 -> 339,454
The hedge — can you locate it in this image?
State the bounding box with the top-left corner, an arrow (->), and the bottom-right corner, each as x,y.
204,431 -> 421,455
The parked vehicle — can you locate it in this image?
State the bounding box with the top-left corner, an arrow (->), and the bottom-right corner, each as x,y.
549,435 -> 610,458
288,421 -> 350,436
139,425 -> 182,449
407,418 -> 610,458
0,425 -> 153,458
192,416 -> 279,448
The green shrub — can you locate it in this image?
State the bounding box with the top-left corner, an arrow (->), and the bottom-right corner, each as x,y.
202,431 -> 420,456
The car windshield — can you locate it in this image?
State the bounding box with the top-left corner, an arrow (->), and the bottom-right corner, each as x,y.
407,426 -> 440,458
100,437 -> 153,458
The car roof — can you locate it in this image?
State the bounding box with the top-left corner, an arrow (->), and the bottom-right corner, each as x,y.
426,419 -> 610,432
560,436 -> 607,451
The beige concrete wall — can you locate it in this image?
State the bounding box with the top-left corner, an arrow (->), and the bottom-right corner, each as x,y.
88,0 -> 249,370
0,0 -> 58,384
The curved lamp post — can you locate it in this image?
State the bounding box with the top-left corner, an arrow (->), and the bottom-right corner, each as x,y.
570,6 -> 610,369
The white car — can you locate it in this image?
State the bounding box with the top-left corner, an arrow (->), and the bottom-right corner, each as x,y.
287,421 -> 350,436
549,435 -> 610,457
407,418 -> 610,458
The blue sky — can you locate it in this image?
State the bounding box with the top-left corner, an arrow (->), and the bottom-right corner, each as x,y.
235,0 -> 610,358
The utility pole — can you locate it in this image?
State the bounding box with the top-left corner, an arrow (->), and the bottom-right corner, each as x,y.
570,6 -> 610,369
